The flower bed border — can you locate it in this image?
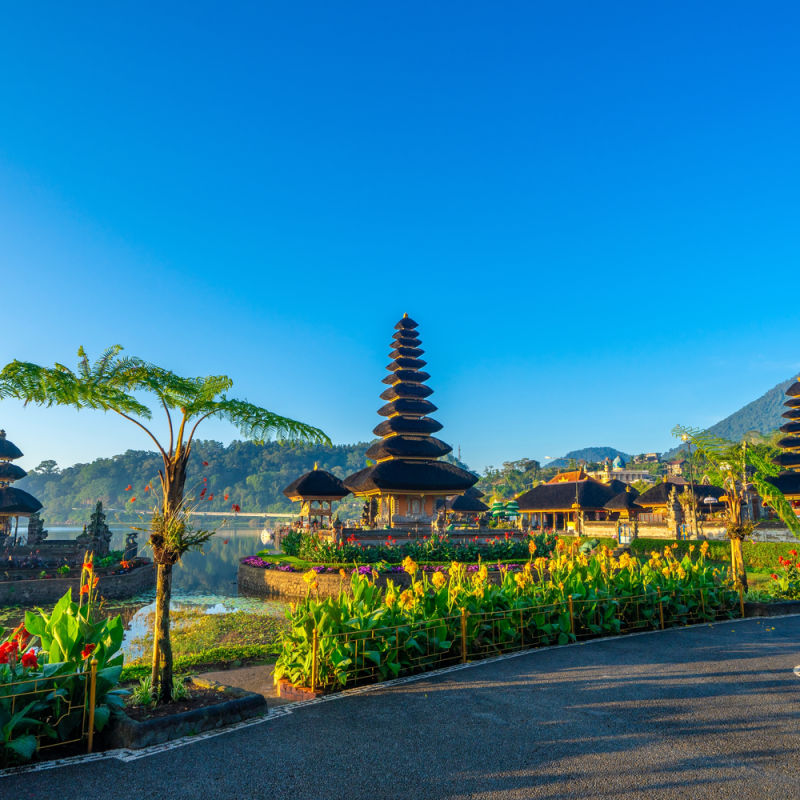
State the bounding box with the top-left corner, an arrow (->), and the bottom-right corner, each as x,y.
99,679 -> 267,750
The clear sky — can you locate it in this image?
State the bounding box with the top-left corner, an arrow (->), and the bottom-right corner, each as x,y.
1,1 -> 799,474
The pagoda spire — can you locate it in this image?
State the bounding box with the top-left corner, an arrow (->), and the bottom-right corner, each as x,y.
768,377 -> 800,499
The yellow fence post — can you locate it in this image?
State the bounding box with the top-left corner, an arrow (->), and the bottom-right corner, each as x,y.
657,588 -> 664,630
87,658 -> 98,753
567,596 -> 575,636
311,628 -> 319,691
460,608 -> 468,663
739,585 -> 745,618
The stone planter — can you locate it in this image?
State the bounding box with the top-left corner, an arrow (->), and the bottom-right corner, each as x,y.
744,599 -> 800,618
101,679 -> 267,749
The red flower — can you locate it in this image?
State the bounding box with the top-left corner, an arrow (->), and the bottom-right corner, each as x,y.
125,485 -> 132,491
144,485 -> 150,492
771,573 -> 778,580
21,649 -> 38,669
81,643 -> 96,659
790,549 -> 797,557
129,496 -> 136,503
202,461 -> 209,466
200,488 -> 207,497
80,583 -> 90,594
208,494 -> 214,500
224,494 -> 229,501
231,504 -> 241,513
223,539 -> 229,545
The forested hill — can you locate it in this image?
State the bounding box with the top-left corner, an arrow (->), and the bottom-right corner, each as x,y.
548,447 -> 631,469
705,377 -> 795,441
18,440 -> 372,524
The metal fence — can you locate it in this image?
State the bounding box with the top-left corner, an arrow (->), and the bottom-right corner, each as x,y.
1,658 -> 99,764
308,587 -> 744,691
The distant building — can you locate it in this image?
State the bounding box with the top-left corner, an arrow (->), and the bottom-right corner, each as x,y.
667,459 -> 686,477
632,453 -> 660,464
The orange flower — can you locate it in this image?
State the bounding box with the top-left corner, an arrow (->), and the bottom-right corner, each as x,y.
120,560 -> 131,569
129,496 -> 136,502
81,643 -> 96,659
80,584 -> 90,594
144,485 -> 150,492
93,576 -> 99,587
125,485 -> 132,491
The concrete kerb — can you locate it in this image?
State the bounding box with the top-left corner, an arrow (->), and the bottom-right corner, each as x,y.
3,611 -> 800,778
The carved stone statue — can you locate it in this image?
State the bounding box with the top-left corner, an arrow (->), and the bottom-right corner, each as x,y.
26,512 -> 48,546
123,531 -> 139,561
76,501 -> 113,557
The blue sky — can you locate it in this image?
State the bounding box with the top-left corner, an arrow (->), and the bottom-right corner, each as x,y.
2,1 -> 799,473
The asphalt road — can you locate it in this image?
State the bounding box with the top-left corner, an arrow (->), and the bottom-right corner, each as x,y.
4,616 -> 800,800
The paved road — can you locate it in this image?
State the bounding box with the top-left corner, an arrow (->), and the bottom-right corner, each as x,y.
5,616 -> 800,799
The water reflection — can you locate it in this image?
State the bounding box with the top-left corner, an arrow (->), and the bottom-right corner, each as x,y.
37,524 -> 271,597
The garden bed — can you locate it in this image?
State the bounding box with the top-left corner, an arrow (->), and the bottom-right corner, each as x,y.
102,679 -> 267,749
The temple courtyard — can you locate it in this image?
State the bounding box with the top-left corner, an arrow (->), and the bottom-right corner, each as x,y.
5,614 -> 799,799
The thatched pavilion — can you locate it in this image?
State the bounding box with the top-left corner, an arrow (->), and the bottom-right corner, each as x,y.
283,464 -> 350,529
344,314 -> 477,528
0,430 -> 42,544
515,476 -> 618,533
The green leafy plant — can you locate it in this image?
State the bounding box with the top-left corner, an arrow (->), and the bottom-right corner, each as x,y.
170,677 -> 189,702
56,565 -> 70,576
130,676 -> 154,707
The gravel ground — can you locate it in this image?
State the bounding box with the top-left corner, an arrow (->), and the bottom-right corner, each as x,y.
4,615 -> 799,800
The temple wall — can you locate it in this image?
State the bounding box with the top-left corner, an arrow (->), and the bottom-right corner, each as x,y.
0,562 -> 155,605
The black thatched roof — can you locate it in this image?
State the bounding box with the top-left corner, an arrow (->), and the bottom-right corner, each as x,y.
787,380 -> 800,397
776,436 -> 800,450
0,462 -> 27,482
387,357 -> 427,371
283,469 -> 350,501
392,333 -> 422,348
636,481 -> 724,507
516,479 -> 617,511
786,398 -> 800,408
366,436 -> 452,461
464,486 -> 485,499
782,409 -> 800,420
378,398 -> 438,417
380,383 -> 433,400
448,494 -> 489,513
0,487 -> 42,515
0,431 -> 23,461
381,369 -> 430,385
780,422 -> 800,435
344,460 -> 477,494
773,452 -> 800,469
389,347 -> 424,359
605,479 -> 638,496
394,315 -> 419,330
604,491 -> 644,512
767,471 -> 800,496
373,417 -> 443,437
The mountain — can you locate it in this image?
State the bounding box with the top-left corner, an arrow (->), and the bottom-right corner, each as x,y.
548,446 -> 631,469
704,377 -> 795,441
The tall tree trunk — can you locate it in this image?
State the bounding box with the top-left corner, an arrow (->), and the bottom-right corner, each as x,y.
149,449 -> 189,703
151,563 -> 174,701
730,538 -> 748,592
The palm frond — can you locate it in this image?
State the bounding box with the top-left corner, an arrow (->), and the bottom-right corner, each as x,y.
750,473 -> 800,540
209,397 -> 330,445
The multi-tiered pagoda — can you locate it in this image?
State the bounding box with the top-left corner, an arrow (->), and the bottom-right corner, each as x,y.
769,377 -> 800,502
0,429 -> 43,543
344,314 -> 477,528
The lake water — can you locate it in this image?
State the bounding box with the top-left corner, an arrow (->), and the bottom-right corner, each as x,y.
33,523 -> 273,598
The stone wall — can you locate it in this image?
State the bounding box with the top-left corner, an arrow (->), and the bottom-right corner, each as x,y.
0,562 -> 155,606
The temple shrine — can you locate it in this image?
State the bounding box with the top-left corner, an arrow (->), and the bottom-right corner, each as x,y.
769,377 -> 800,504
343,314 -> 478,528
0,429 -> 42,545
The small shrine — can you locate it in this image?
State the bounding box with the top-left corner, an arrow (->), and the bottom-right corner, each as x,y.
343,314 -> 478,528
769,377 -> 800,503
283,463 -> 350,529
76,501 -> 114,557
0,429 -> 43,545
